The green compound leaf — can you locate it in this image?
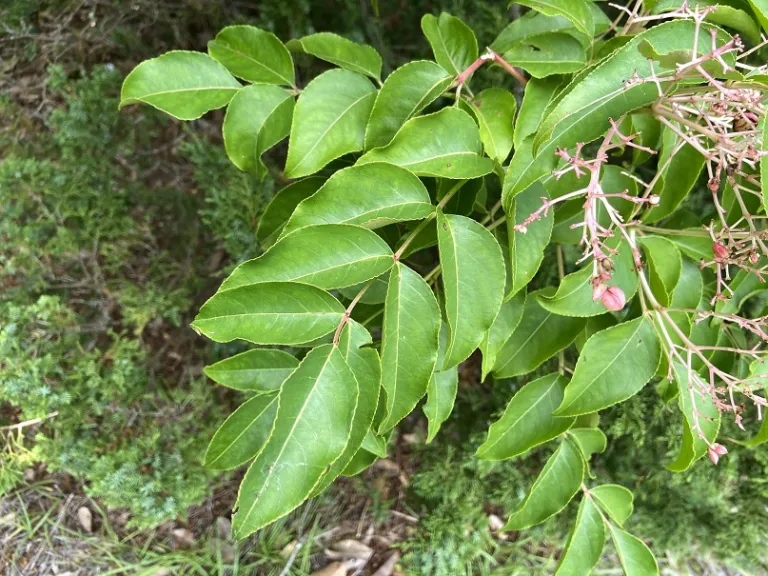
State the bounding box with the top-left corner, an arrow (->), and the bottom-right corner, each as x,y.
503,21 -> 731,203
120,51 -> 241,120
204,349 -> 299,393
477,373 -> 575,461
192,282 -> 343,346
513,76 -> 562,149
311,330 -> 381,496
358,108 -> 495,179
283,163 -> 433,235
492,289 -> 586,379
591,484 -> 634,526
285,69 -> 376,178
462,88 -> 517,163
223,84 -> 294,176
257,177 -> 326,248
365,61 -> 455,150
667,360 -> 721,471
208,25 -> 295,86
493,10 -> 590,54
608,525 -> 659,576
502,34 -> 588,78
507,182 -> 554,298
378,263 -> 441,433
642,127 -> 706,223
232,344 -> 358,538
204,393 -> 278,470
424,365 -> 459,443
538,238 -> 638,317
555,317 -> 662,417
640,236 -> 683,307
286,32 -> 382,80
554,495 -> 606,576
219,225 -> 394,292
502,436 -> 585,531
513,0 -> 595,38
568,427 -> 607,462
438,210 -> 506,369
421,12 -> 478,76
480,289 -> 526,380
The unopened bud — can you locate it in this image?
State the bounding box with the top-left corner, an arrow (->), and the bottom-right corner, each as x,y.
592,282 -> 607,301
712,242 -> 729,262
600,271 -> 612,281
708,177 -> 720,193
601,285 -> 626,311
708,447 -> 720,465
750,252 -> 759,264
714,443 -> 728,456
648,194 -> 660,206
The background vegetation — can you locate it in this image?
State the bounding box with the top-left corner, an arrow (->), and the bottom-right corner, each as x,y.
1,0 -> 766,574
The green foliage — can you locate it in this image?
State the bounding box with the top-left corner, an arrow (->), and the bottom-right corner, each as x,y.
119,6 -> 768,570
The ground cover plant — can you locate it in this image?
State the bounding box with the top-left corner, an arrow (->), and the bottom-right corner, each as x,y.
118,1 -> 768,573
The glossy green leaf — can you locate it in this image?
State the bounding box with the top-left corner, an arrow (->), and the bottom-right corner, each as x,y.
232,344 -> 358,537
358,108 -> 495,179
424,365 -> 459,443
741,360 -> 768,447
640,236 -> 682,307
362,429 -> 388,458
608,525 -> 659,576
257,177 -> 325,247
421,12 -> 478,75
477,373 -> 575,460
223,84 -> 293,176
514,0 -> 594,38
668,360 -> 721,471
365,61 -> 454,149
192,282 -> 343,345
591,484 -> 633,526
652,0 -> 761,44
513,77 -> 562,149
502,437 -> 585,531
668,233 -> 714,261
285,69 -> 376,178
342,448 -> 378,476
480,290 -> 526,380
503,21 -> 731,202
747,0 -> 768,33
568,427 -> 607,461
643,127 -> 706,223
438,211 -> 506,368
378,263 -> 441,433
462,88 -> 517,163
492,290 -> 586,378
554,496 -> 605,576
282,163 -> 434,235
204,394 -> 278,470
286,33 -> 382,80
204,349 -> 299,392
208,25 -> 295,86
555,318 -> 662,416
120,51 -> 241,120
220,225 -> 394,292
311,341 -> 381,495
538,239 -> 638,317
502,34 -> 587,78
508,182 -> 554,298
492,11 -> 589,54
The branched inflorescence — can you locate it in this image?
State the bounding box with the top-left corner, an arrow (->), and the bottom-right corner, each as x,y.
517,2 -> 768,461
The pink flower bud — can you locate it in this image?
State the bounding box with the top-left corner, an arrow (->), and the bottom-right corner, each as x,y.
592,282 -> 607,301
648,194 -> 660,206
708,447 -> 720,465
750,252 -> 759,264
601,286 -> 626,311
712,242 -> 729,262
708,177 -> 720,193
714,443 -> 728,456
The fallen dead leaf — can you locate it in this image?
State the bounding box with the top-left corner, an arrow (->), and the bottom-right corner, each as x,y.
216,516 -> 232,540
487,514 -> 504,531
374,459 -> 400,474
325,538 -> 373,561
310,561 -> 347,576
77,506 -> 93,533
172,528 -> 196,549
371,552 -> 400,576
